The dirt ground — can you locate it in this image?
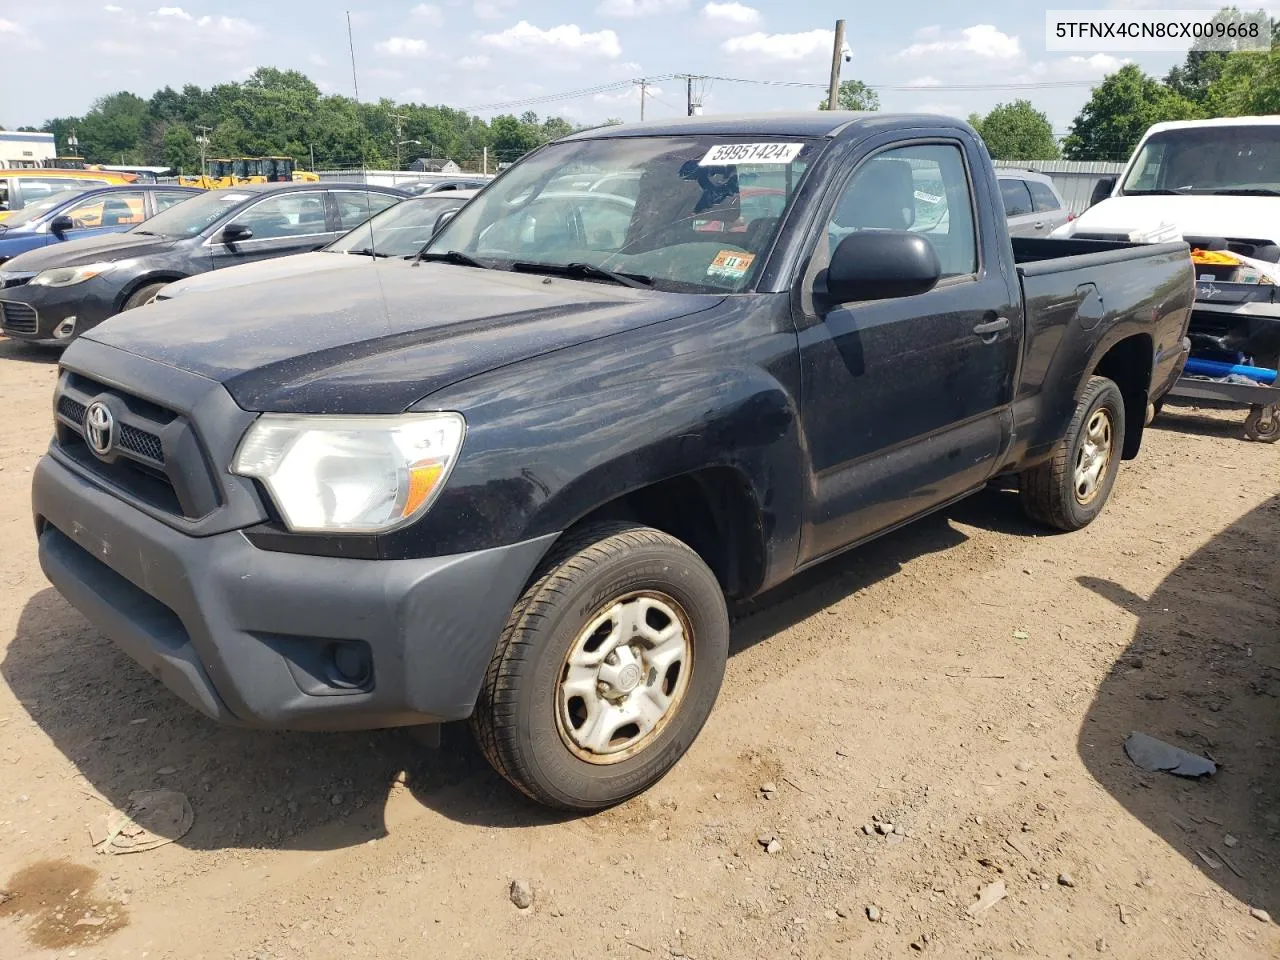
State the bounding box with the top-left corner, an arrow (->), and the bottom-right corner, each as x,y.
0,337 -> 1276,960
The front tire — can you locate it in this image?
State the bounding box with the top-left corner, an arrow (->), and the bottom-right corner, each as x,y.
471,523 -> 729,811
1019,375 -> 1126,531
122,282 -> 168,311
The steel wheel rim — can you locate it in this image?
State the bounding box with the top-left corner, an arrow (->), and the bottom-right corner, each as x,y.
1074,407 -> 1113,505
555,590 -> 694,765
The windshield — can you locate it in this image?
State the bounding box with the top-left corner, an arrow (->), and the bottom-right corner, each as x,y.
132,189 -> 249,238
0,189 -> 86,228
1122,125 -> 1280,196
424,135 -> 819,293
329,196 -> 464,257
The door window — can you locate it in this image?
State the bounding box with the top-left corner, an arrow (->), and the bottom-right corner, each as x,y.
1027,180 -> 1062,213
63,191 -> 147,228
998,178 -> 1033,218
152,191 -> 193,212
332,190 -> 401,230
234,192 -> 330,239
827,142 -> 978,279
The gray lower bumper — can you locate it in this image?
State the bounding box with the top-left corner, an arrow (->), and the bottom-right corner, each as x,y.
32,454 -> 557,731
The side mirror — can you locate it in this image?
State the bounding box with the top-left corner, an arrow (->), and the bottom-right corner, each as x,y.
433,209 -> 459,235
1089,177 -> 1117,208
220,222 -> 253,244
50,215 -> 75,237
823,230 -> 941,305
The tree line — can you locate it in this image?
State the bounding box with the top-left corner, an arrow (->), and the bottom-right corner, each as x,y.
6,67 -> 589,173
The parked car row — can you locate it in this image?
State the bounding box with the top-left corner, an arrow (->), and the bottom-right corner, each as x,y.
14,113 -> 1195,813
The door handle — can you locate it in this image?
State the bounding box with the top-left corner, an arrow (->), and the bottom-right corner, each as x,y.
973,318 -> 1010,339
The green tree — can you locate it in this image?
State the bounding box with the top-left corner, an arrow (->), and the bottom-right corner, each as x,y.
1206,47 -> 1280,114
818,79 -> 880,111
1063,64 -> 1201,161
162,124 -> 200,173
489,114 -> 541,163
970,100 -> 1059,160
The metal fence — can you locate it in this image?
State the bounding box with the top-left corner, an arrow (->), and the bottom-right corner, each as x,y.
312,170 -> 495,188
995,159 -> 1126,215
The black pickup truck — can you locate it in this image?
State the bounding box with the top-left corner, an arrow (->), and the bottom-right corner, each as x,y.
32,114 -> 1194,810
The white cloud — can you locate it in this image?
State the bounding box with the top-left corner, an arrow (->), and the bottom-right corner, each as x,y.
308,52 -> 328,66
721,29 -> 832,62
375,36 -> 429,57
596,0 -> 687,17
702,2 -> 760,26
458,54 -> 491,69
896,24 -> 1021,61
1021,53 -> 1130,80
103,4 -> 124,12
0,19 -> 23,33
154,6 -> 192,19
411,3 -> 443,26
905,76 -> 942,88
473,0 -> 515,19
481,21 -> 622,58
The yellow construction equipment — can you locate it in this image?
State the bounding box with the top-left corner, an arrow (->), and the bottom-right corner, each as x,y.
178,159 -> 233,190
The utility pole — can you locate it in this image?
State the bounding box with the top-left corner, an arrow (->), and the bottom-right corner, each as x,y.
686,76 -> 693,117
310,144 -> 316,171
391,112 -> 409,170
196,124 -> 212,176
827,19 -> 846,111
639,78 -> 647,121
482,146 -> 487,176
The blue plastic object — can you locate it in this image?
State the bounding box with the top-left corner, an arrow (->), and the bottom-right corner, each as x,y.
1184,357 -> 1278,385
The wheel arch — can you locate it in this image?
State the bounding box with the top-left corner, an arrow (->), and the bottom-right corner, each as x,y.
1086,332 -> 1153,459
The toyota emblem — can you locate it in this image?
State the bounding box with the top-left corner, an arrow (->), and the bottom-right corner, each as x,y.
84,401 -> 115,457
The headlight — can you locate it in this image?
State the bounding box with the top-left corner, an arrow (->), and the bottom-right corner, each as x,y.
30,262 -> 117,287
231,413 -> 466,534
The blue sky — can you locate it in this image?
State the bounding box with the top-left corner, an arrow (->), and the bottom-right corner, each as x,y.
0,1 -> 1267,133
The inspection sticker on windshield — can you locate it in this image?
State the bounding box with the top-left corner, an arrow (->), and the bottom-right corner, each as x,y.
700,143 -> 804,165
707,250 -> 756,279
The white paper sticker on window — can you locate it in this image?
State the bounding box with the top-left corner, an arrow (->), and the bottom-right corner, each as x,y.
699,143 -> 804,166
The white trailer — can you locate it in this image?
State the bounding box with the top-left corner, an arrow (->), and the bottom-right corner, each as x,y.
0,130 -> 55,169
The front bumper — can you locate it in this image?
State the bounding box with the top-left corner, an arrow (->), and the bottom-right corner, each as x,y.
33,453 -> 556,730
0,276 -> 117,344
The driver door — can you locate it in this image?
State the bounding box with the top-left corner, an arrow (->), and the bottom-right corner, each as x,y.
209,191 -> 339,269
795,138 -> 1020,565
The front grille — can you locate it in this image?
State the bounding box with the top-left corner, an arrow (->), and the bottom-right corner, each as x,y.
1,300 -> 38,334
53,372 -> 217,519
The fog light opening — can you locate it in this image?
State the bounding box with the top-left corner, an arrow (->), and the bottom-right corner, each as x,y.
328,641 -> 373,689
53,317 -> 77,340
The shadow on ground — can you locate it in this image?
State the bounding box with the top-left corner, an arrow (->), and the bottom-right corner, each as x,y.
1151,397 -> 1256,441
1078,494 -> 1280,916
0,339 -> 60,364
3,484 -> 1039,853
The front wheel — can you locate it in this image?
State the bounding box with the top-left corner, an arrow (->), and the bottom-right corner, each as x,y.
1019,375 -> 1126,531
122,282 -> 168,311
471,523 -> 729,811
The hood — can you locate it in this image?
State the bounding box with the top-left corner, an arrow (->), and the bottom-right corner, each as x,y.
1,229 -> 177,272
159,251 -> 364,301
82,261 -> 721,413
1065,194 -> 1280,244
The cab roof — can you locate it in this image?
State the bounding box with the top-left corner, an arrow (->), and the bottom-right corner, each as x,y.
562,111 -> 973,141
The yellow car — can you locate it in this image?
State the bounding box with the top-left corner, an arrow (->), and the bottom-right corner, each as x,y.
0,168 -> 135,220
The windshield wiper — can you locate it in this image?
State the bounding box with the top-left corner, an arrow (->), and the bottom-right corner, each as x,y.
345,248 -> 393,258
132,229 -> 157,235
511,260 -> 654,289
416,249 -> 491,268
1211,188 -> 1280,197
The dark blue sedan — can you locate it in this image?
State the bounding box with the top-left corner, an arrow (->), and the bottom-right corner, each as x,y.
0,184 -> 200,265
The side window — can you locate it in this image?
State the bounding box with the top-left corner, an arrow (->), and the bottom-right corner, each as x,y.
1028,180 -> 1061,213
0,180 -> 8,211
999,178 -> 1033,218
828,142 -> 977,279
64,191 -> 147,228
235,193 -> 330,239
152,191 -> 192,213
333,191 -> 401,230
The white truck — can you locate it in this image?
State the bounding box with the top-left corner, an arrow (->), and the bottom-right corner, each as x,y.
1058,116 -> 1280,441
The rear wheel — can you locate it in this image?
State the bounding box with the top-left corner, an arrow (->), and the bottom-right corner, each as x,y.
1244,404 -> 1279,443
122,282 -> 168,311
1019,376 -> 1126,531
471,522 -> 729,811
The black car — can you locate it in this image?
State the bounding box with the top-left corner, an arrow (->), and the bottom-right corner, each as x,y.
0,181 -> 406,344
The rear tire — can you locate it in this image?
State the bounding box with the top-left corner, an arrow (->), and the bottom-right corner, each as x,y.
471,522 -> 729,811
122,282 -> 168,311
1244,404 -> 1279,443
1019,376 -> 1126,531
